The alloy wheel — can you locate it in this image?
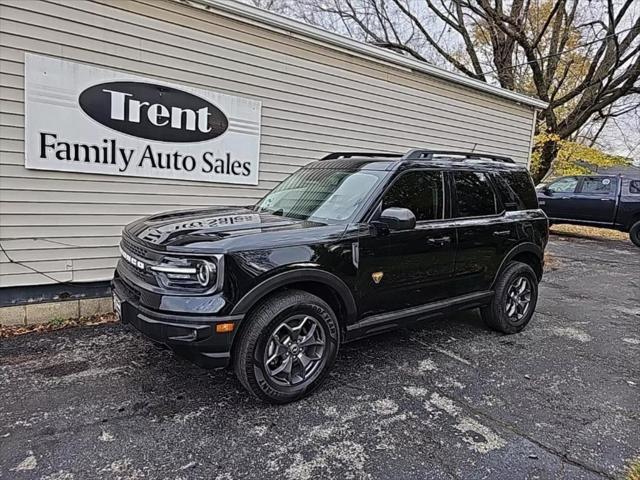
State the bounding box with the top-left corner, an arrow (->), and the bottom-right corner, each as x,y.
505,276 -> 532,322
263,314 -> 326,386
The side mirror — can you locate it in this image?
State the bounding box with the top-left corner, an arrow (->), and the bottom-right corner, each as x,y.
541,186 -> 552,195
375,207 -> 416,232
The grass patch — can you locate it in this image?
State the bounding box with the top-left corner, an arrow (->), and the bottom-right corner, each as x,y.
48,316 -> 67,327
550,224 -> 628,242
0,312 -> 118,339
626,458 -> 640,480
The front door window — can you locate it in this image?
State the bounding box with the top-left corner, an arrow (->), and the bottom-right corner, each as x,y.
547,177 -> 579,193
381,170 -> 445,221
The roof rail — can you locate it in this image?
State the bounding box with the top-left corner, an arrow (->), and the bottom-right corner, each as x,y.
320,152 -> 401,160
320,149 -> 515,163
403,149 -> 514,163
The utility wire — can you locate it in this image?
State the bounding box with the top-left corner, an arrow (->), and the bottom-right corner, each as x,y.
0,236 -> 120,286
0,240 -> 78,286
480,24 -> 640,74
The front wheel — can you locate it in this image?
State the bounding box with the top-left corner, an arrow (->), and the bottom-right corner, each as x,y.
233,290 -> 340,404
481,261 -> 539,334
630,221 -> 640,248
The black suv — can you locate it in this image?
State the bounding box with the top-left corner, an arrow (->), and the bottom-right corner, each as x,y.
113,149 -> 549,403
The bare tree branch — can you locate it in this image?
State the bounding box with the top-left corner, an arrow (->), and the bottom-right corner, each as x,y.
263,0 -> 640,178
391,0 -> 485,78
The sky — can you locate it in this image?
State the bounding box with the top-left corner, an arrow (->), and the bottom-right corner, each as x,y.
247,0 -> 639,164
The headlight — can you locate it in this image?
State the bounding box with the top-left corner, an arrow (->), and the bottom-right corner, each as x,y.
195,261 -> 214,287
150,256 -> 222,292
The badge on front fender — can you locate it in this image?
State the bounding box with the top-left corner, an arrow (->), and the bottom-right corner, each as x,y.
372,271 -> 384,284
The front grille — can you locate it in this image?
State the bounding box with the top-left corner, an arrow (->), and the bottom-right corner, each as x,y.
121,235 -> 150,260
120,256 -> 160,287
119,236 -> 162,287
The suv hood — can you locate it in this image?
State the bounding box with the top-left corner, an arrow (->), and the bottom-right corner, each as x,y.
125,207 -> 343,252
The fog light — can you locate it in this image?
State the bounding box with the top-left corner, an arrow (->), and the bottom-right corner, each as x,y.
215,322 -> 234,333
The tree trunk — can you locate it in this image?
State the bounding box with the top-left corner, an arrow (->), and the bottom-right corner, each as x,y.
533,139 -> 559,184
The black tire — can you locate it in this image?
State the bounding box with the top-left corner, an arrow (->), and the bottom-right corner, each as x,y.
481,261 -> 539,334
630,221 -> 640,248
233,289 -> 340,404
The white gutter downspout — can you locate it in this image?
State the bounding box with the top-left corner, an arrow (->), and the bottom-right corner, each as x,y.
527,109 -> 539,171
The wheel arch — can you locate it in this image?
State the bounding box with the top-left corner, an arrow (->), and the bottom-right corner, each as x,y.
493,243 -> 544,287
629,215 -> 640,247
230,268 -> 358,339
627,212 -> 640,231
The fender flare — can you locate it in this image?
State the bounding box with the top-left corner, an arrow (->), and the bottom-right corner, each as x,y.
628,213 -> 640,231
230,268 -> 358,323
492,243 -> 544,287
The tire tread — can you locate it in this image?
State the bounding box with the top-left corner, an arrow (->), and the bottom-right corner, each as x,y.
233,289 -> 337,403
481,261 -> 538,334
630,220 -> 640,248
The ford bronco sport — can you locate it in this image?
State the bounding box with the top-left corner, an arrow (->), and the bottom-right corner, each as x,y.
113,149 -> 549,403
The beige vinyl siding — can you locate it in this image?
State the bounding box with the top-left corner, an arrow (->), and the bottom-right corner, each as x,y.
0,0 -> 537,288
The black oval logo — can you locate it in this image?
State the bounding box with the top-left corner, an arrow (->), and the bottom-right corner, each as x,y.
79,81 -> 228,142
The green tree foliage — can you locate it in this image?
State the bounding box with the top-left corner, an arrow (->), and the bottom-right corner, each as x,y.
530,133 -> 631,180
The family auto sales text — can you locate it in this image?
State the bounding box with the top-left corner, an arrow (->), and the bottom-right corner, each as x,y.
39,132 -> 253,177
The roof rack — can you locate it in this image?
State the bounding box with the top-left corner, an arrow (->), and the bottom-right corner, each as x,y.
403,149 -> 515,163
320,149 -> 514,163
320,152 -> 401,160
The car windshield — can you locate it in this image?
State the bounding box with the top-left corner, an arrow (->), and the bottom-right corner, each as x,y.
255,167 -> 385,223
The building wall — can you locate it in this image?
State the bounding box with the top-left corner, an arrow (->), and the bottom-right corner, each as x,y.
0,0 -> 537,289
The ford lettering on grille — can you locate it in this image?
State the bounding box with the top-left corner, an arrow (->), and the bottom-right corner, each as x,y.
120,247 -> 146,270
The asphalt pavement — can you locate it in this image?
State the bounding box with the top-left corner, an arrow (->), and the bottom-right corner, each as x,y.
1,234 -> 639,480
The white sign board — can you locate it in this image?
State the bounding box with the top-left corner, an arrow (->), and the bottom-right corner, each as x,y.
25,54 -> 261,185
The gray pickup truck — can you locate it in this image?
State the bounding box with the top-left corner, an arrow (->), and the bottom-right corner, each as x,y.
536,174 -> 640,247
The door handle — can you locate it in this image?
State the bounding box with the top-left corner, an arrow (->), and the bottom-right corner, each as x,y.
493,230 -> 511,237
600,198 -> 613,201
427,236 -> 451,245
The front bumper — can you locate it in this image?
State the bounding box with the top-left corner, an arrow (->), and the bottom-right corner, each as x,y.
112,275 -> 242,369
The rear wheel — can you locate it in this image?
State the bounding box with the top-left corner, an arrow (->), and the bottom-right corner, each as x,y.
630,221 -> 640,248
233,290 -> 340,404
481,261 -> 539,334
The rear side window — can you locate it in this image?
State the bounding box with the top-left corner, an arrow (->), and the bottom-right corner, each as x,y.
630,180 -> 640,194
496,170 -> 538,210
453,171 -> 498,217
580,177 -> 614,194
382,170 -> 444,221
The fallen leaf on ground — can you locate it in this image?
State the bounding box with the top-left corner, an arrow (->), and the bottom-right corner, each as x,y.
0,313 -> 118,339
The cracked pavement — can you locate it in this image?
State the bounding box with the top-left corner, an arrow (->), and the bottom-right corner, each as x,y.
1,234 -> 639,479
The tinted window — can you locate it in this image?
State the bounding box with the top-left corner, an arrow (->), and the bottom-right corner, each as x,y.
496,171 -> 538,210
629,180 -> 640,194
547,177 -> 579,193
382,171 -> 444,221
580,177 -> 614,194
453,171 -> 498,217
